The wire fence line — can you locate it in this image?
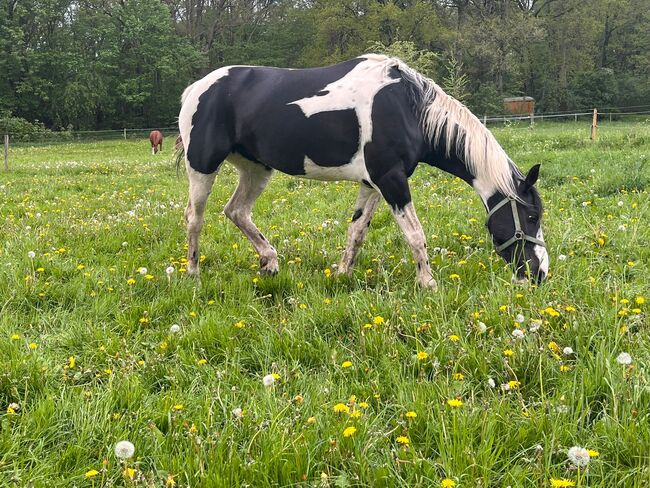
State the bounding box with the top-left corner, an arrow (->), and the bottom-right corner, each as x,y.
3,108 -> 650,170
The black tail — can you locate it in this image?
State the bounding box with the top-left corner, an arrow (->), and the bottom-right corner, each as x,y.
174,135 -> 184,177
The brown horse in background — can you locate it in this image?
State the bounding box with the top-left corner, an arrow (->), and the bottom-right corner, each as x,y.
149,130 -> 163,154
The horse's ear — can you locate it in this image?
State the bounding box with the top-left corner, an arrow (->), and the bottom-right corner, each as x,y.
524,164 -> 540,190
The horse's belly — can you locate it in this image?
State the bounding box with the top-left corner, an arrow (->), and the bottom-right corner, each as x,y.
299,155 -> 368,182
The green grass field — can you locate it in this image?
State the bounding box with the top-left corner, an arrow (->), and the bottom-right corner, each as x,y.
1,121 -> 649,487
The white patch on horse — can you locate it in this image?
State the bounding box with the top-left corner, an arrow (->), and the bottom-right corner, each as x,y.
302,157 -> 370,182
534,227 -> 549,277
288,57 -> 400,183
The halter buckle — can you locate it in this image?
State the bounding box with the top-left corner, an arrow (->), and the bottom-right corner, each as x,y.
514,230 -> 524,240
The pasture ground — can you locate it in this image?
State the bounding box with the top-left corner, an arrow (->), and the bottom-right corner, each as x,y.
1,121 -> 649,487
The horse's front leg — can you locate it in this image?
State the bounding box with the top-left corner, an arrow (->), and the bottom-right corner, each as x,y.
374,170 -> 436,289
338,184 -> 381,275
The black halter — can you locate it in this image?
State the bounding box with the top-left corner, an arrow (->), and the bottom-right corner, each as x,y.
486,196 -> 545,252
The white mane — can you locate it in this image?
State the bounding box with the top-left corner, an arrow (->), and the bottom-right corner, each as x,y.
378,56 -> 520,198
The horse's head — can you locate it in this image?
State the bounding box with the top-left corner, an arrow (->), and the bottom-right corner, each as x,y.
486,164 -> 548,283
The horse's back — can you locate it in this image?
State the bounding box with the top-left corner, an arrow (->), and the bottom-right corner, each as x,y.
180,56 -> 423,179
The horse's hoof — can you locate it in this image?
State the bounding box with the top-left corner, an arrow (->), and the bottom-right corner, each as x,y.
419,278 -> 438,290
259,256 -> 279,275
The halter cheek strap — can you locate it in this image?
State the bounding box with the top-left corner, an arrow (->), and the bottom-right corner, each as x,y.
486,196 -> 546,253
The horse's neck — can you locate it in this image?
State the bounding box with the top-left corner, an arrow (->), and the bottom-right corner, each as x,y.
424,138 -> 509,208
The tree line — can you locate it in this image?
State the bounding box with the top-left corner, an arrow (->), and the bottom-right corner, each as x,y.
1,0 -> 649,132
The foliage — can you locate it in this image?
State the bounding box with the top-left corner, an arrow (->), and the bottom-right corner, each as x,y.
366,40 -> 439,79
1,121 -> 649,485
0,111 -> 54,141
1,0 -> 649,127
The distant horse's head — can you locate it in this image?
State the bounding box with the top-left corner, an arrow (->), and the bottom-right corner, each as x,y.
486,164 -> 548,283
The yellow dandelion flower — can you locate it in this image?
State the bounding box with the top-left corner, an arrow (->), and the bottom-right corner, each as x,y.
453,372 -> 464,380
447,399 -> 463,408
166,474 -> 176,487
441,479 -> 456,488
324,268 -> 331,278
560,365 -> 571,372
77,264 -> 85,270
7,406 -> 16,414
124,467 -> 135,479
417,351 -> 429,360
68,356 -> 75,368
544,307 -> 560,317
508,380 -> 521,389
449,274 -> 460,280
196,359 -> 207,365
548,342 -> 561,353
341,360 -> 353,369
565,306 -> 576,312
11,334 -> 20,340
234,320 -> 245,329
343,426 -> 357,437
550,479 -> 575,487
144,274 -> 154,280
28,342 -> 38,350
503,349 -> 514,357
405,411 -> 417,419
373,316 -> 385,325
359,402 -> 369,409
587,449 -> 599,457
636,296 -> 645,305
448,335 -> 460,342
85,469 -> 99,478
396,436 -> 410,445
104,368 -> 112,375
127,278 -> 136,285
350,410 -> 361,419
172,404 -> 183,411
333,403 -> 350,414
307,416 -> 316,424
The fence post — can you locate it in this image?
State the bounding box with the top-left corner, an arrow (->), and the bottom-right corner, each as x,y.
574,114 -> 578,122
123,128 -> 127,140
483,115 -> 487,125
4,134 -> 8,171
591,109 -> 598,141
530,112 -> 534,126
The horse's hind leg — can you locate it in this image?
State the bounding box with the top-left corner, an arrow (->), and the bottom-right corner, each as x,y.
224,156 -> 278,274
185,166 -> 217,275
338,184 -> 381,275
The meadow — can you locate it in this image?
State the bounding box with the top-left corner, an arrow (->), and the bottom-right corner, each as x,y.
1,121 -> 649,487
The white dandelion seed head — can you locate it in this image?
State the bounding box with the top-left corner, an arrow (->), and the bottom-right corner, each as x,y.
581,201 -> 589,207
567,446 -> 590,468
478,321 -> 487,333
487,378 -> 496,388
563,347 -> 574,356
534,444 -> 543,454
590,169 -> 596,174
515,314 -> 525,324
618,224 -> 626,231
169,324 -> 180,334
166,266 -> 175,275
232,407 -> 243,418
27,251 -> 36,259
114,440 -> 135,459
139,267 -> 147,275
617,352 -> 632,365
558,254 -> 567,261
122,241 -> 128,247
529,320 -> 542,333
262,374 -> 275,387
512,329 -> 525,339
618,201 -> 624,207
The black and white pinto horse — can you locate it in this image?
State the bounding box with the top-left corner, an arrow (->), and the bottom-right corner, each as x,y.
177,54 -> 549,287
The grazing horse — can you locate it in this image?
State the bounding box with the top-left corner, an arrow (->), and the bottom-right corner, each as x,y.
177,55 -> 549,287
149,130 -> 163,154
